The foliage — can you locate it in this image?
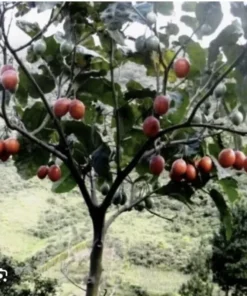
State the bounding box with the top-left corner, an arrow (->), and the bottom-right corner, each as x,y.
0,253 -> 57,296
211,199 -> 247,294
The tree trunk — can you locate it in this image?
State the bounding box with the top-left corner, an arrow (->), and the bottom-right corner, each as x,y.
86,210 -> 105,296
225,288 -> 229,296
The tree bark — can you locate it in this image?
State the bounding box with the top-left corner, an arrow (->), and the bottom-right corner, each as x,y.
86,209 -> 105,296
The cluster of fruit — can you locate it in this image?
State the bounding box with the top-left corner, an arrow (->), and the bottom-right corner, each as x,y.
0,65 -> 19,92
218,148 -> 247,171
0,138 -> 20,162
37,164 -> 61,182
53,98 -> 85,120
149,154 -> 212,180
149,148 -> 247,182
142,58 -> 190,138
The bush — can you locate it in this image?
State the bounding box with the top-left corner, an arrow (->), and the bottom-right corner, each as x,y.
179,242 -> 214,296
211,199 -> 247,295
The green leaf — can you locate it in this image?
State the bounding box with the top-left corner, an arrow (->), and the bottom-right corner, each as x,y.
218,178 -> 240,203
21,102 -> 52,140
208,20 -> 243,66
42,36 -> 64,76
166,23 -> 179,36
62,121 -> 103,156
210,189 -> 232,240
92,143 -> 112,181
124,88 -> 156,101
181,2 -> 197,12
156,181 -> 194,207
16,20 -> 41,37
230,2 -> 247,39
51,163 -> 77,193
76,78 -> 123,107
186,41 -> 206,76
13,137 -> 50,180
126,80 -> 143,91
17,65 -> 56,99
224,82 -> 238,111
122,128 -> 146,160
156,2 -> 174,16
114,104 -> 138,141
166,90 -> 190,125
180,15 -> 197,31
195,2 -> 223,34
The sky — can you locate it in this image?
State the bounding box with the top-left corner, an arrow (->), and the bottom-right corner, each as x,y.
3,1 -> 244,56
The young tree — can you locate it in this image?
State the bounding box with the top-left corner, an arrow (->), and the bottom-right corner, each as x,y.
211,200 -> 247,296
1,2 -> 247,296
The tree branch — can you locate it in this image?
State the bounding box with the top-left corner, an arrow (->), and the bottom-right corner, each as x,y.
187,44 -> 247,123
14,2 -> 66,52
146,208 -> 177,222
110,39 -> 121,174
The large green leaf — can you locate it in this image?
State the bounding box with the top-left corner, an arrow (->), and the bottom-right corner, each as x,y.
113,104 -> 138,141
209,189 -> 232,240
181,2 -> 197,12
91,143 -> 112,181
62,121 -> 103,156
180,15 -> 197,31
218,178 -> 240,203
155,2 -> 174,16
76,78 -> 123,107
156,181 -> 195,206
42,35 -> 64,76
208,20 -> 243,66
122,128 -> 146,160
16,20 -> 41,37
51,163 -> 77,193
230,2 -> 247,39
195,2 -> 223,34
165,89 -> 190,125
224,82 -> 238,111
13,137 -> 50,180
17,65 -> 56,99
186,41 -> 206,77
21,102 -> 53,140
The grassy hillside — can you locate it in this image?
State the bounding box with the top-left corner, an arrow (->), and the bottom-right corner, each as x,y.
0,159 -> 225,295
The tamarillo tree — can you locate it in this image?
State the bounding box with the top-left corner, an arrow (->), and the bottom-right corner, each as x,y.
1,1 -> 247,295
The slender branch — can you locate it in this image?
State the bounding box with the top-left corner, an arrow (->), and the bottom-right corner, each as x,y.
146,209 -> 177,222
60,262 -> 86,292
110,39 -> 121,174
187,123 -> 247,136
187,44 -> 247,123
163,25 -> 201,94
14,2 -> 66,52
1,90 -> 67,161
89,168 -> 98,205
140,131 -> 222,161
